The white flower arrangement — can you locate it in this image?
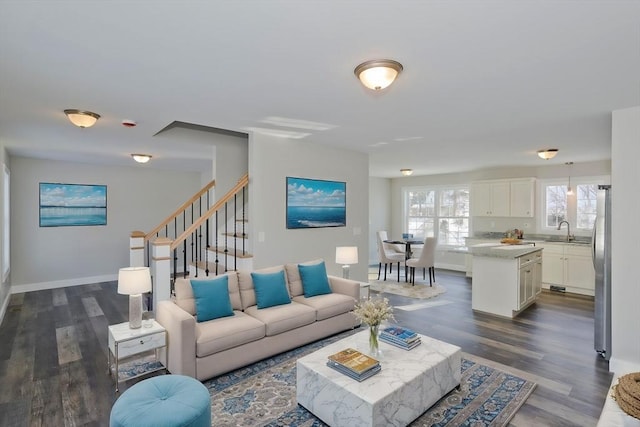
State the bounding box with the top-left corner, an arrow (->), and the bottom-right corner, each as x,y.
353,297 -> 395,327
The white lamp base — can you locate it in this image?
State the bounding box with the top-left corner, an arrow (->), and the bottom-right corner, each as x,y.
129,293 -> 143,329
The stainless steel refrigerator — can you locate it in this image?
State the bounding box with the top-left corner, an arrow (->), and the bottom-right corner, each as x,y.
593,184 -> 611,359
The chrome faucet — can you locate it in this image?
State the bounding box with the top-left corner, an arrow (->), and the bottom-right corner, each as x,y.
557,220 -> 574,241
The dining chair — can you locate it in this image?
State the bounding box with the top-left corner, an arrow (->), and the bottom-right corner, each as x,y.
406,237 -> 437,286
376,231 -> 405,281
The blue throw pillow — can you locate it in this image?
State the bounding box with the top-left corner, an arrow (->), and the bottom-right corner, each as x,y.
190,276 -> 234,322
299,261 -> 333,297
251,270 -> 291,309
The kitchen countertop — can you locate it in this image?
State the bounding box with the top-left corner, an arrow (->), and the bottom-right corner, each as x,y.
466,234 -> 591,246
469,243 -> 542,259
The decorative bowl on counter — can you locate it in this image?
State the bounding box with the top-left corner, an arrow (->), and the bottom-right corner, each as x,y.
500,238 -> 522,245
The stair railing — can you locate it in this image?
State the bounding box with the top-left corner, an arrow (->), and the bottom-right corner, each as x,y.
142,179 -> 216,269
170,173 -> 249,283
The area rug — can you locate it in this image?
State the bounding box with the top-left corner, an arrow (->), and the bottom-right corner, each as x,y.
203,330 -> 536,426
369,280 -> 446,300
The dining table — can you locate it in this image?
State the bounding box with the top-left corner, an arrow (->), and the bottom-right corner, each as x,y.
384,238 -> 424,281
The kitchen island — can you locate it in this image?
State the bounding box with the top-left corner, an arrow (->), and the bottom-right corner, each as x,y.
470,243 -> 543,318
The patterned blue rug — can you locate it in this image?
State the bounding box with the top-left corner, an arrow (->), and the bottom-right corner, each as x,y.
202,330 -> 536,426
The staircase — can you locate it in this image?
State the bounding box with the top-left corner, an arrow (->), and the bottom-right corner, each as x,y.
131,174 -> 251,291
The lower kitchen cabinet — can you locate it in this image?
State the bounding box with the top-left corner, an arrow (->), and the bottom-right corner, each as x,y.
539,243 -> 595,296
472,248 -> 542,318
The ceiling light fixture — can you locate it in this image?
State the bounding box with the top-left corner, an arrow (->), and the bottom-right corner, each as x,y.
537,149 -> 558,160
64,109 -> 100,128
354,59 -> 403,91
401,169 -> 413,176
566,162 -> 574,195
131,154 -> 152,163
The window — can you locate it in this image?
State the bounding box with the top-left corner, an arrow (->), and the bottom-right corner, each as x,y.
404,186 -> 469,245
540,177 -> 606,233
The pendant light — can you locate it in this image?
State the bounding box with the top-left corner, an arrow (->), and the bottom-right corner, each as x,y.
566,162 -> 574,195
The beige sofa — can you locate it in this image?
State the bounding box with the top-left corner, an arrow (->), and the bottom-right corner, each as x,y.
156,261 -> 361,381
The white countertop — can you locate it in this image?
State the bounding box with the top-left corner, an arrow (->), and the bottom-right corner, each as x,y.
469,243 -> 542,259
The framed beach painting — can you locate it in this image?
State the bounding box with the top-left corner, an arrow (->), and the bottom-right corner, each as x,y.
286,177 -> 346,229
39,183 -> 107,227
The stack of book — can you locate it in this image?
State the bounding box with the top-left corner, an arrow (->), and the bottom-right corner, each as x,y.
326,348 -> 381,381
379,325 -> 421,350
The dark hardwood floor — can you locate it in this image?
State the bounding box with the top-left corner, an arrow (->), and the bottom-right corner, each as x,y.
0,270 -> 611,426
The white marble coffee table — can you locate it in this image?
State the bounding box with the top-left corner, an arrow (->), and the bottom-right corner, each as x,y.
296,330 -> 461,427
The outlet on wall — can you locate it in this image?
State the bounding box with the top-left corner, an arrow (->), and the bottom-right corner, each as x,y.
523,222 -> 530,228
490,221 -> 495,228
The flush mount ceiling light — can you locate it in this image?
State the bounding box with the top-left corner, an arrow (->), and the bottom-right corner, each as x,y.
354,59 -> 403,90
400,168 -> 413,176
131,154 -> 152,163
64,109 -> 100,128
537,149 -> 558,160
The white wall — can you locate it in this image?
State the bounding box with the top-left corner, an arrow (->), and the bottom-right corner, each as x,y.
10,157 -> 202,291
610,106 -> 640,373
211,134 -> 248,199
248,133 -> 369,282
368,177 -> 391,265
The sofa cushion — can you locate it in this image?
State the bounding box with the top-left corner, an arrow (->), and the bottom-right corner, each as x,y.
293,293 -> 357,321
244,301 -> 316,336
298,261 -> 332,297
174,273 -> 241,315
285,259 -> 324,297
195,311 -> 265,358
238,265 -> 287,310
190,276 -> 234,323
251,270 -> 291,309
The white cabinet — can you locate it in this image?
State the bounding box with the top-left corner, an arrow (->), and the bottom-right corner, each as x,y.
472,248 -> 543,318
539,243 -> 595,296
510,179 -> 535,217
471,178 -> 535,217
471,181 -> 510,217
518,251 -> 542,311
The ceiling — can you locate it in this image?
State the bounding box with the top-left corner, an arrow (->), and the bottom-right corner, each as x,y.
1,1 -> 638,178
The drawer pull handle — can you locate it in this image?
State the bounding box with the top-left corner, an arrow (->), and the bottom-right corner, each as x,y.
140,340 -> 144,345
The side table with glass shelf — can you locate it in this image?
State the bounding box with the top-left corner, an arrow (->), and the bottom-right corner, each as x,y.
107,319 -> 166,392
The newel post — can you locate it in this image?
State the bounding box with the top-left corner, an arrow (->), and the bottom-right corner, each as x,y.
130,230 -> 146,267
152,237 -> 172,311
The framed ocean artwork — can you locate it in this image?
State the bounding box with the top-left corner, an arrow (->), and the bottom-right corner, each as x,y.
39,183 -> 107,227
286,177 -> 346,229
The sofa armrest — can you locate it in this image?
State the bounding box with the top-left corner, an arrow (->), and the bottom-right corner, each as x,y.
328,275 -> 360,301
156,300 -> 197,378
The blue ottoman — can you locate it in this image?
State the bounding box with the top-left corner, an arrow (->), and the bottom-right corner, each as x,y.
110,375 -> 211,427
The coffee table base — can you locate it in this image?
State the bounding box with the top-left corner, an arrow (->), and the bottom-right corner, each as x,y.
297,330 -> 461,427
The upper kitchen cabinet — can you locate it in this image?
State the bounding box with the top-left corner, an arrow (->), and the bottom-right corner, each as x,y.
510,178 -> 536,218
471,178 -> 535,217
471,181 -> 510,216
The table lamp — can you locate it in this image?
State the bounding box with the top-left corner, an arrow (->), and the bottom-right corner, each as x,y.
118,267 -> 152,329
336,246 -> 358,279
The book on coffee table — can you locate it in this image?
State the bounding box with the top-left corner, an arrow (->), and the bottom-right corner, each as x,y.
327,348 -> 379,375
379,325 -> 421,350
380,325 -> 420,342
379,334 -> 422,350
326,361 -> 381,382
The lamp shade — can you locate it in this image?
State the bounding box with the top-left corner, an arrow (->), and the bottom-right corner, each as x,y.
64,109 -> 100,128
354,59 -> 403,91
131,154 -> 152,163
537,149 -> 558,160
118,267 -> 152,295
336,246 -> 358,265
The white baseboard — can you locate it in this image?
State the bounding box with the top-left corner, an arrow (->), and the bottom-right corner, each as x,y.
10,274 -> 118,294
609,357 -> 640,375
